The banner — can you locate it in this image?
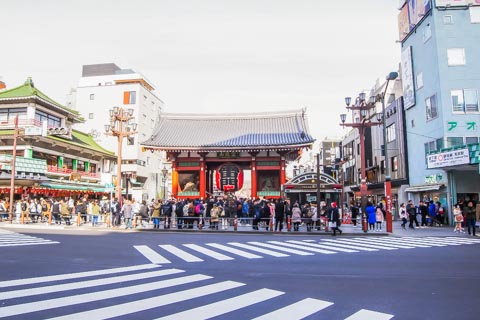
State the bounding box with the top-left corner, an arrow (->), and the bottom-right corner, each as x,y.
427,148 -> 470,168
436,0 -> 480,7
401,46 -> 416,109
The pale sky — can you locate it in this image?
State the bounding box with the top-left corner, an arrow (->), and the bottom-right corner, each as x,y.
1,0 -> 401,145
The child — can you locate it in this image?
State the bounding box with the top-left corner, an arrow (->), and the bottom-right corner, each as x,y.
453,205 -> 464,233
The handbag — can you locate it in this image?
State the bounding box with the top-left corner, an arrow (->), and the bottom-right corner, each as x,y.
328,221 -> 337,228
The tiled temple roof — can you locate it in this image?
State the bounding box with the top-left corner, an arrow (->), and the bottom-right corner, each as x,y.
142,108 -> 315,152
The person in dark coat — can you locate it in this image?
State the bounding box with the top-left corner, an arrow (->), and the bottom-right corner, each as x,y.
406,200 -> 417,230
328,202 -> 342,236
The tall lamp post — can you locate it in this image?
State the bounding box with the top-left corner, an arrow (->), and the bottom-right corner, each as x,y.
8,115 -> 19,223
104,107 -> 137,205
161,166 -> 168,200
340,93 -> 382,233
379,71 -> 399,233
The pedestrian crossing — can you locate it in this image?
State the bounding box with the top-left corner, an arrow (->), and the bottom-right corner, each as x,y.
135,236 -> 480,265
0,228 -> 59,247
0,263 -> 394,319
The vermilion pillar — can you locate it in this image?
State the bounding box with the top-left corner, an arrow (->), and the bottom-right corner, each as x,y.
200,155 -> 206,200
250,154 -> 257,198
171,160 -> 179,198
280,156 -> 286,185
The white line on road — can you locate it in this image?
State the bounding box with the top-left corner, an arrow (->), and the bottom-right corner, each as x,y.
207,243 -> 263,259
46,280 -> 245,320
155,288 -> 284,320
159,244 -> 204,262
248,241 -> 315,255
286,240 -> 354,253
0,263 -> 160,288
1,274 -> 212,318
134,245 -> 171,264
183,244 -> 234,260
269,240 -> 339,254
228,242 -> 290,257
0,268 -> 184,300
252,298 -> 333,320
344,309 -> 394,320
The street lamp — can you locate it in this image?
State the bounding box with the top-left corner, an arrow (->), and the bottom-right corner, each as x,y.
161,166 -> 168,200
340,92 -> 380,233
379,71 -> 399,233
105,107 -> 137,204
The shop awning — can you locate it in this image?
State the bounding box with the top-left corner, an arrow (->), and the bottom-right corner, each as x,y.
39,183 -> 108,193
404,184 -> 444,193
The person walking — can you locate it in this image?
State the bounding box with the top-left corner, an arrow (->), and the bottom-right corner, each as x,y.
350,201 -> 359,227
407,200 -> 417,230
366,201 -> 376,232
328,202 -> 342,236
399,203 -> 408,229
463,201 -> 477,237
122,200 -> 134,229
274,199 -> 284,232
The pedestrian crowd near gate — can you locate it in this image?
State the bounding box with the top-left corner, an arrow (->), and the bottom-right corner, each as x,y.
1,193 -> 478,236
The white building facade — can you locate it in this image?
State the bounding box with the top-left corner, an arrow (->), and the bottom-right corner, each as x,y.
69,63 -> 166,201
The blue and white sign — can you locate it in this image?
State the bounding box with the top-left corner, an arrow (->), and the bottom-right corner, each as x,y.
427,148 -> 470,169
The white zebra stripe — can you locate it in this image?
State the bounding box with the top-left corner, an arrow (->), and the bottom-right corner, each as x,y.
366,238 -> 433,248
155,288 -> 284,320
0,264 -> 160,288
46,280 -> 245,320
183,244 -> 234,260
134,245 -> 171,264
248,241 -> 315,255
207,243 -> 263,259
1,274 -> 212,318
287,240 -> 356,253
350,238 -> 416,249
344,309 -> 394,320
0,268 -> 184,300
159,244 -> 204,262
316,239 -> 379,251
0,241 -> 60,247
268,240 -> 339,254
228,242 -> 290,257
252,298 -> 333,320
311,239 -> 397,251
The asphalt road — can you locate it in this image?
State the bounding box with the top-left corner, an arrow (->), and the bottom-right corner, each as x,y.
1,228 -> 479,320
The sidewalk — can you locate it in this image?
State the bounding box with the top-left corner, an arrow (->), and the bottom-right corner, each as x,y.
1,219 -> 477,238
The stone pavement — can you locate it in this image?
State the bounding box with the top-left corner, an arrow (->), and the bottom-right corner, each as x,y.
1,218 -> 478,238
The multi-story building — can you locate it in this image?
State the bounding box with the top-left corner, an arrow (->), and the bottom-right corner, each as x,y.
398,0 -> 480,221
0,78 -> 115,199
68,63 -> 166,201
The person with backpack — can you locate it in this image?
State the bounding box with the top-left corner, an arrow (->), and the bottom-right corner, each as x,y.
161,200 -> 173,229
51,199 -> 61,224
174,200 -> 184,229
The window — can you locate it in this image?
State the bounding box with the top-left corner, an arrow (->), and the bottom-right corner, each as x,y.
35,110 -> 61,127
416,72 -> 424,90
443,15 -> 453,24
89,94 -> 95,100
425,141 -> 436,155
436,138 -> 444,150
425,94 -> 438,121
386,123 -> 396,142
423,24 -> 432,43
451,89 -> 479,113
0,107 -> 28,123
446,137 -> 463,148
464,89 -> 479,112
466,137 -> 479,144
447,48 -> 466,66
123,91 -> 136,104
88,113 -> 94,119
470,7 -> 480,23
392,156 -> 398,172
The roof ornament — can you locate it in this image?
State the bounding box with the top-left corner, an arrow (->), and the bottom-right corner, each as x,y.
25,77 -> 34,88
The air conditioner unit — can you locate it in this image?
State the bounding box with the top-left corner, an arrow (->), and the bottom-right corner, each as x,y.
47,127 -> 69,135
